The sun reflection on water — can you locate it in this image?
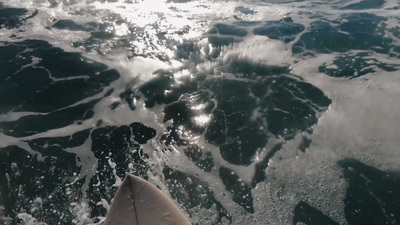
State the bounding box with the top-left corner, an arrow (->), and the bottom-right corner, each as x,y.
193,114 -> 210,126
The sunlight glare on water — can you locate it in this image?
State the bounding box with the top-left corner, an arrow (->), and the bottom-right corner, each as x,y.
0,0 -> 400,224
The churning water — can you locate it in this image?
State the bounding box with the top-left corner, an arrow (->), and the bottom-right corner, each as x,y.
0,0 -> 400,224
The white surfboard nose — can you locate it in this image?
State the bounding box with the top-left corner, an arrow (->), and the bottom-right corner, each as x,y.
105,174 -> 191,225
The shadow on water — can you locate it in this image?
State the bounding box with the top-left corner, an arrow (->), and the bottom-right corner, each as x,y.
292,159 -> 400,225
338,158 -> 400,225
293,201 -> 339,225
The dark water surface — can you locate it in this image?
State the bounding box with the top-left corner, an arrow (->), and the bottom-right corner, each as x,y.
0,0 -> 400,224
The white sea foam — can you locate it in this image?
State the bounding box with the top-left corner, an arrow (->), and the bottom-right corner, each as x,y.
17,213 -> 47,225
1,0 -> 400,224
222,36 -> 293,67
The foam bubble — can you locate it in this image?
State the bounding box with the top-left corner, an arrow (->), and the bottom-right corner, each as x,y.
1,0 -> 400,224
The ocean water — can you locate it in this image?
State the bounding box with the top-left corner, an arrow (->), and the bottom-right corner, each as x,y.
0,0 -> 400,224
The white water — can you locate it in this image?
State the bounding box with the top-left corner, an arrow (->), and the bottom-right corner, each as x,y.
1,0 -> 400,224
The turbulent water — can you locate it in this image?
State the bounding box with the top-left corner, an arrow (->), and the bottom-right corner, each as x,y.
0,0 -> 400,224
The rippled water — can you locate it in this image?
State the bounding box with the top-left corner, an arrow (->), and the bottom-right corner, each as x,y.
0,0 -> 400,224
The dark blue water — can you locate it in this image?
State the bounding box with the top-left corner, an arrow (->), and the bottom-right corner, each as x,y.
0,0 -> 400,224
